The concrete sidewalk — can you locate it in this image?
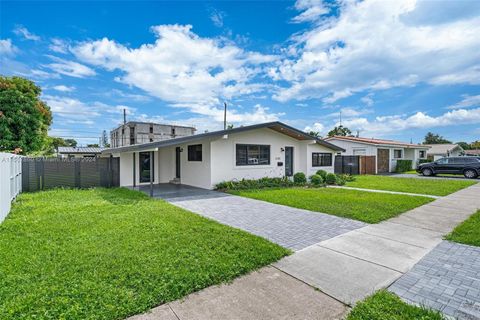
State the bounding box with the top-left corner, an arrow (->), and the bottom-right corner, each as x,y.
130,183 -> 479,319
275,183 -> 480,306
128,267 -> 349,320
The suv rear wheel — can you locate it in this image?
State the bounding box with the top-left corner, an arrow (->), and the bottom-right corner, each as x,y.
463,169 -> 478,179
422,168 -> 434,176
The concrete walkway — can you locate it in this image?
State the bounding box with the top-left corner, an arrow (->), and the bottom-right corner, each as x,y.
275,183 -> 480,306
129,267 -> 349,320
130,182 -> 479,319
143,184 -> 365,251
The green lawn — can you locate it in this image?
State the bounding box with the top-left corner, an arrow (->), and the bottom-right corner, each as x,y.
229,188 -> 433,223
0,188 -> 289,320
446,210 -> 480,247
347,291 -> 444,320
346,175 -> 476,196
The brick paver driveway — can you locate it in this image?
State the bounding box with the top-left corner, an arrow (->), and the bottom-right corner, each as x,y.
135,184 -> 366,251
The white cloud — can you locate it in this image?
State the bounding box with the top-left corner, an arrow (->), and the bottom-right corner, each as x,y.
43,95 -> 136,125
73,24 -> 279,125
49,38 -> 69,53
304,122 -> 324,133
447,94 -> 480,109
341,107 -> 480,136
273,0 -> 480,102
361,93 -> 374,107
13,26 -> 40,41
0,39 -> 18,55
46,56 -> 96,78
292,0 -> 329,23
52,85 -> 75,92
209,8 -> 226,27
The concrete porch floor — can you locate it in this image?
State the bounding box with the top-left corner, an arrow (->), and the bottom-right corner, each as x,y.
129,183 -> 228,202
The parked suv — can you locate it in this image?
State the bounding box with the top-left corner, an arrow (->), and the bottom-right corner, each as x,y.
417,157 -> 480,178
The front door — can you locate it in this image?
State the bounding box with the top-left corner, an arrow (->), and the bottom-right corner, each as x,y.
175,147 -> 181,178
285,146 -> 294,176
377,149 -> 389,173
139,152 -> 153,183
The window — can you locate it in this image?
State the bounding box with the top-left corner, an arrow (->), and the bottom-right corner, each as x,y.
188,144 -> 202,161
393,149 -> 403,159
236,144 -> 270,166
419,150 -> 426,158
129,126 -> 135,145
312,153 -> 332,167
149,125 -> 153,133
139,152 -> 154,183
171,127 -> 176,136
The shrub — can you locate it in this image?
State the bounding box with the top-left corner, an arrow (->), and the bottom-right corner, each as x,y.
395,159 -> 413,173
310,174 -> 324,186
338,173 -> 355,182
214,177 -> 294,191
335,175 -> 346,186
419,159 -> 431,164
315,169 -> 328,180
325,173 -> 337,185
293,172 -> 307,185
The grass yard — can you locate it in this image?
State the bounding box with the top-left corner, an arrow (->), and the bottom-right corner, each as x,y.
229,188 -> 433,223
0,188 -> 289,320
346,175 -> 476,196
445,210 -> 480,247
347,290 -> 444,320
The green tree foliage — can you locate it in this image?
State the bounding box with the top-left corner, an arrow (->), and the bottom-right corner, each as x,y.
0,76 -> 52,153
423,132 -> 451,144
327,125 -> 352,137
308,131 -> 321,138
456,142 -> 471,150
101,130 -> 110,147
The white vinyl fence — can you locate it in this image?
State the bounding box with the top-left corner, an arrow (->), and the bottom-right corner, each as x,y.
0,153 -> 22,223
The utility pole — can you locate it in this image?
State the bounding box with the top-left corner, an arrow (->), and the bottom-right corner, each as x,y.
123,108 -> 126,125
339,110 -> 342,126
224,102 -> 227,130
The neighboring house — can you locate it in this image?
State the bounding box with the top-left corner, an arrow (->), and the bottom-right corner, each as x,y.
110,121 -> 196,148
57,147 -> 105,158
465,149 -> 480,157
324,136 -> 429,173
424,144 -> 464,161
102,122 -> 344,189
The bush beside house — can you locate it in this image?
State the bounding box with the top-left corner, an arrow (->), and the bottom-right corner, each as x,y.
395,160 -> 413,173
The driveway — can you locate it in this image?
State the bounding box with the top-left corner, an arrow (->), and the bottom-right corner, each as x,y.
135,184 -> 366,251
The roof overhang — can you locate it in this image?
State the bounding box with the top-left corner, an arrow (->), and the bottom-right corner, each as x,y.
102,121 -> 345,154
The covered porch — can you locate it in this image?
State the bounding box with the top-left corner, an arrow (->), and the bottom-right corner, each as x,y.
129,183 -> 226,202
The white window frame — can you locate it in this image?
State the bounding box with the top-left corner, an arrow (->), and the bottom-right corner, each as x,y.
393,149 -> 403,159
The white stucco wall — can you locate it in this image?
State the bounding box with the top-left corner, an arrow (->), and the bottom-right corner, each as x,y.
119,151 -> 159,186
209,128 -> 335,188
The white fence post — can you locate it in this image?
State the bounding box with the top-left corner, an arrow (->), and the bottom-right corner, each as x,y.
0,152 -> 22,223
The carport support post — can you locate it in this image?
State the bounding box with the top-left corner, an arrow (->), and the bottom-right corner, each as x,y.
149,151 -> 153,197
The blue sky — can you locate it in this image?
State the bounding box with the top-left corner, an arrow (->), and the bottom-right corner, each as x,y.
1,0 -> 480,145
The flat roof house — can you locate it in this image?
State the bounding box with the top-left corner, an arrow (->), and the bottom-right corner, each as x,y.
58,147 -> 105,158
110,121 -> 196,148
324,136 -> 430,173
102,122 -> 344,190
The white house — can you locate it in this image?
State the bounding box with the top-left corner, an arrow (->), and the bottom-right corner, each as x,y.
324,136 -> 430,173
58,147 -> 105,158
102,122 -> 344,189
425,144 -> 464,161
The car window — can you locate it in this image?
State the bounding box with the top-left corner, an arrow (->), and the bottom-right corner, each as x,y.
450,158 -> 463,164
436,158 -> 448,164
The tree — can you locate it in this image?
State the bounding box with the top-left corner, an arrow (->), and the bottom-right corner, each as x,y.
87,143 -> 100,147
472,140 -> 480,149
308,131 -> 321,138
456,142 -> 471,150
0,76 -> 52,153
64,139 -> 77,147
101,130 -> 110,147
327,125 -> 352,137
423,132 -> 452,144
